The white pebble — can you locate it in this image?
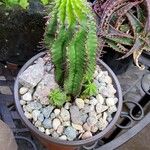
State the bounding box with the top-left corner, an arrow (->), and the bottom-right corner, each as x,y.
22,92 -> 32,101
75,98 -> 85,109
59,135 -> 67,140
83,123 -> 91,131
45,129 -> 51,135
53,118 -> 61,130
106,98 -> 116,106
57,125 -> 64,134
38,127 -> 45,133
96,94 -> 104,104
20,100 -> 26,105
32,110 -> 40,122
54,109 -> 61,116
19,87 -> 28,95
72,123 -> 84,131
24,111 -> 32,119
82,131 -> 92,140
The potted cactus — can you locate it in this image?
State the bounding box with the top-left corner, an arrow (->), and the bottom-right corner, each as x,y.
93,0 -> 150,73
14,0 -> 122,150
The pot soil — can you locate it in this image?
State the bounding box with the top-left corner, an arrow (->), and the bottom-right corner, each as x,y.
14,52 -> 122,150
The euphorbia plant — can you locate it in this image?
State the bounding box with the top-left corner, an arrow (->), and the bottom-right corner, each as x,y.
44,0 -> 99,106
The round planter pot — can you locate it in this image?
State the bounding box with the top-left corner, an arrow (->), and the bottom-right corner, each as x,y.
14,52 -> 122,150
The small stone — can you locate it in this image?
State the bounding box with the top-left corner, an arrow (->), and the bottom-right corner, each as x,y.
91,125 -> 98,133
52,118 -> 61,130
82,131 -> 92,140
87,116 -> 98,126
107,115 -> 113,122
106,98 -> 116,106
75,98 -> 85,109
96,94 -> 104,104
108,105 -> 117,114
60,108 -> 70,121
62,121 -> 70,127
81,113 -> 88,123
95,103 -> 102,114
82,105 -> 94,114
98,118 -> 108,130
50,113 -> 56,119
20,100 -> 26,105
32,110 -> 40,121
104,76 -> 112,84
72,123 -> 83,131
43,119 -> 52,129
38,113 -> 44,122
89,111 -> 97,117
22,92 -> 32,101
19,87 -> 28,95
42,106 -> 54,118
52,132 -> 59,138
59,135 -> 67,140
83,123 -> 91,131
103,112 -> 108,120
38,127 -> 45,133
64,127 -> 77,141
25,105 -> 33,112
94,70 -> 98,78
101,105 -> 108,112
97,113 -> 102,119
70,106 -> 82,125
54,109 -> 61,116
35,120 -> 42,127
57,125 -> 64,134
84,99 -> 90,104
64,102 -> 71,110
45,129 -> 51,135
89,98 -> 98,105
24,111 -> 32,119
27,101 -> 42,111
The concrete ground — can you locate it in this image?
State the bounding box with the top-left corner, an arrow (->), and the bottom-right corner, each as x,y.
118,124 -> 150,150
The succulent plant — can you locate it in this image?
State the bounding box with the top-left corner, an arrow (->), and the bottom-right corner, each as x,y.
93,0 -> 150,69
44,0 -> 98,102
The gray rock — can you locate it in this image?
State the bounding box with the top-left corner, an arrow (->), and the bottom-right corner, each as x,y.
22,92 -> 32,101
42,106 -> 54,118
19,87 -> 28,95
108,105 -> 117,114
43,118 -> 52,129
38,113 -> 44,122
19,60 -> 45,88
33,74 -> 58,105
52,131 -> 59,138
50,113 -> 56,119
60,108 -> 70,121
81,131 -> 92,140
96,104 -> 108,113
81,113 -> 88,123
83,123 -> 91,131
82,105 -> 94,114
52,118 -> 61,130
70,106 -> 82,125
87,116 -> 98,126
27,101 -> 42,110
64,127 -> 77,141
32,110 -> 40,122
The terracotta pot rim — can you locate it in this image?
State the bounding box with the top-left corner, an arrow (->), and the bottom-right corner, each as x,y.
14,52 -> 122,147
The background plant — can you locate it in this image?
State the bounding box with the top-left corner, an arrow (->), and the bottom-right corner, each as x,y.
93,0 -> 150,69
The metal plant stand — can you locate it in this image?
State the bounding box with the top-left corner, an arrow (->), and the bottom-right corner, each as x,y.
0,60 -> 149,150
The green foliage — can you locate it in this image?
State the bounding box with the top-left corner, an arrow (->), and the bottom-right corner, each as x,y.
48,88 -> 67,107
44,0 -> 98,97
82,81 -> 98,98
94,0 -> 150,69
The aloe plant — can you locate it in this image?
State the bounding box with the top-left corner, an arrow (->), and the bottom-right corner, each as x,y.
44,0 -> 98,102
93,0 -> 150,69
